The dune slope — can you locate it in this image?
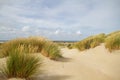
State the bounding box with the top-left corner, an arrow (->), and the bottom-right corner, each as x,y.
0,44 -> 120,80
32,44 -> 120,80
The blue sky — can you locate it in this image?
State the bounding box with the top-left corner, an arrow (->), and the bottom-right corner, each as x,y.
0,0 -> 120,41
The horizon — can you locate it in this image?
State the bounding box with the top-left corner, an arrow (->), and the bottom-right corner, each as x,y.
0,0 -> 120,40
0,39 -> 78,42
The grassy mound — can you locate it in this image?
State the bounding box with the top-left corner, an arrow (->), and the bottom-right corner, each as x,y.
106,30 -> 120,37
0,37 -> 46,57
76,30 -> 120,52
105,31 -> 120,52
0,37 -> 61,60
0,43 -> 2,49
42,41 -> 62,60
0,43 -> 2,45
67,43 -> 75,49
75,33 -> 105,51
0,45 -> 41,79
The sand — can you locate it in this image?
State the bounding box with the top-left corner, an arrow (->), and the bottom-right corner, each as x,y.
0,44 -> 120,80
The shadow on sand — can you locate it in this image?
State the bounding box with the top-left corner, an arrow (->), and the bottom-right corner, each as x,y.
0,74 -> 71,80
0,74 -> 7,80
56,57 -> 72,62
30,74 -> 71,80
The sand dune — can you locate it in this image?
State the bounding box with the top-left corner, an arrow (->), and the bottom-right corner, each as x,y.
0,44 -> 120,80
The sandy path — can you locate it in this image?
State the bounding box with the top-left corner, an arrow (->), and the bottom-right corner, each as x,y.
0,44 -> 120,80
32,44 -> 120,80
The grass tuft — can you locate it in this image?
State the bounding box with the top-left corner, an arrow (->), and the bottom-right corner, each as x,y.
0,36 -> 62,60
67,44 -> 74,49
0,37 -> 46,57
106,30 -> 120,37
0,45 -> 41,79
41,41 -> 62,60
75,33 -> 105,51
105,31 -> 120,52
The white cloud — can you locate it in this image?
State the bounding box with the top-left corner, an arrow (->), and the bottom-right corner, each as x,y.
76,31 -> 82,35
54,30 -> 60,34
22,26 -> 30,32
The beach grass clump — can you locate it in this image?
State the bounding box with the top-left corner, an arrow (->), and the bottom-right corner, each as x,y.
67,44 -> 74,49
106,30 -> 120,37
0,36 -> 62,60
0,45 -> 41,79
0,43 -> 2,46
0,43 -> 2,49
75,33 -> 105,51
41,41 -> 62,60
57,43 -> 66,47
0,37 -> 46,57
105,32 -> 120,52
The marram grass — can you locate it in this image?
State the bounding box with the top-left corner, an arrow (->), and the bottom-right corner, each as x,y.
42,41 -> 62,60
0,37 -> 46,57
75,30 -> 120,52
75,33 -> 105,51
106,30 -> 120,37
0,36 -> 62,60
0,45 -> 41,79
105,32 -> 120,52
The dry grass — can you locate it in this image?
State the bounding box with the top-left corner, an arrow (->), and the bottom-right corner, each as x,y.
0,43 -> 2,49
67,43 -> 75,49
42,41 -> 62,60
105,31 -> 120,52
0,45 -> 41,79
0,37 -> 46,57
106,30 -> 120,37
0,43 -> 2,45
76,30 -> 120,52
75,33 -> 105,51
0,36 -> 62,60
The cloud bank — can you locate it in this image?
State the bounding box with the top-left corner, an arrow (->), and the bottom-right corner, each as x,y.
0,0 -> 120,40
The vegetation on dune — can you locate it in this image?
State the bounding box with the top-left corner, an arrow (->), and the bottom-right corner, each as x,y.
0,45 -> 41,79
0,36 -> 61,79
56,42 -> 75,49
0,43 -> 2,49
56,42 -> 64,46
0,37 -> 46,57
105,31 -> 120,52
106,30 -> 120,37
75,33 -> 105,51
67,43 -> 75,49
75,30 -> 120,52
0,36 -> 62,60
0,43 -> 2,45
42,41 -> 62,60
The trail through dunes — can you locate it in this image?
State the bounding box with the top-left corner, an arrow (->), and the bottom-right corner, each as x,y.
0,44 -> 120,80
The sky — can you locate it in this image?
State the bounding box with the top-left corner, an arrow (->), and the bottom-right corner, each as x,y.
0,0 -> 120,41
